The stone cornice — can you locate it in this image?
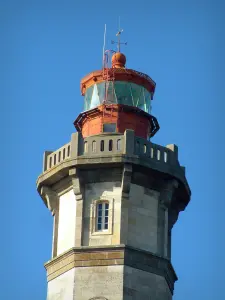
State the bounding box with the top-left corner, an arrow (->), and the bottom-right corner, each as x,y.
37,156 -> 189,192
44,245 -> 177,294
37,154 -> 190,212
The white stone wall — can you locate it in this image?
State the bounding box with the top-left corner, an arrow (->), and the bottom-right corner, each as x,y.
57,189 -> 76,255
127,184 -> 159,253
74,265 -> 124,300
124,266 -> 172,300
83,182 -> 122,246
47,268 -> 75,300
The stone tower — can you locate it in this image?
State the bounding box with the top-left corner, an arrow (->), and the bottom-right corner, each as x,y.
37,48 -> 191,300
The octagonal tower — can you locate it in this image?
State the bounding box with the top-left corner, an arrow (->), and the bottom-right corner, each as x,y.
37,42 -> 191,300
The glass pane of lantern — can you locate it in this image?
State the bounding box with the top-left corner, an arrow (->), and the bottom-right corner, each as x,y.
90,84 -> 100,109
97,82 -> 106,104
137,87 -> 145,111
131,84 -> 143,109
84,86 -> 94,111
105,81 -> 116,104
144,89 -> 151,113
114,81 -> 132,106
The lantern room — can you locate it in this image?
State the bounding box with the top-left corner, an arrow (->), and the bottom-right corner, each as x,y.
74,52 -> 159,139
83,81 -> 153,113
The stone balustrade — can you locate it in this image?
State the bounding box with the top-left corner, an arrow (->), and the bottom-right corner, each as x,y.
42,131 -> 179,172
134,136 -> 179,166
43,142 -> 71,172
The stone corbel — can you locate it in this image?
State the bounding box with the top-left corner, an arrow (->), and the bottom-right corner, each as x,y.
40,186 -> 58,216
159,179 -> 179,209
121,163 -> 133,199
168,209 -> 179,230
120,163 -> 132,244
69,168 -> 83,201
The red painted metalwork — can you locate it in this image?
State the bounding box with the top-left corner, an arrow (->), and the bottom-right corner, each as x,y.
80,67 -> 156,96
74,104 -> 159,139
77,50 -> 159,140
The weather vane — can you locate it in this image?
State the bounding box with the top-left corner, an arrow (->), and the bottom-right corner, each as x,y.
111,17 -> 127,52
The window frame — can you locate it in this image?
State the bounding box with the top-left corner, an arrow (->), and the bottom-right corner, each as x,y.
96,201 -> 109,231
103,123 -> 117,133
90,197 -> 114,236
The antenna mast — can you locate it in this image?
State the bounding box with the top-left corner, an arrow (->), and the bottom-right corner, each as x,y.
102,24 -> 106,68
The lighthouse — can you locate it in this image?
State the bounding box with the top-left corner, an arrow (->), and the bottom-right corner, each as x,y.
37,32 -> 191,300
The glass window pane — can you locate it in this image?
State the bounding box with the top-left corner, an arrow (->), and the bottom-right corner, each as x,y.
90,84 -> 100,109
84,86 -> 93,111
97,82 -> 106,104
137,89 -> 145,111
85,82 -> 151,113
103,123 -> 116,133
98,217 -> 102,223
97,223 -> 102,230
105,209 -> 109,216
104,223 -> 108,230
106,81 -> 117,104
130,83 -> 142,108
114,82 -> 132,105
144,89 -> 151,113
105,203 -> 109,209
98,203 -> 102,210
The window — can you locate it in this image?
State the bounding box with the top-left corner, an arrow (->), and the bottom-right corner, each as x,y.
84,81 -> 151,113
103,123 -> 116,133
84,85 -> 94,111
97,202 -> 109,231
90,197 -> 114,236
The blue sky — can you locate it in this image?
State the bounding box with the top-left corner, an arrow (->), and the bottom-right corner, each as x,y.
1,0 -> 225,299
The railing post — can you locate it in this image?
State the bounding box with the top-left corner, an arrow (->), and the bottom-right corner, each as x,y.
166,144 -> 179,164
43,151 -> 52,172
71,132 -> 83,158
124,129 -> 135,155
